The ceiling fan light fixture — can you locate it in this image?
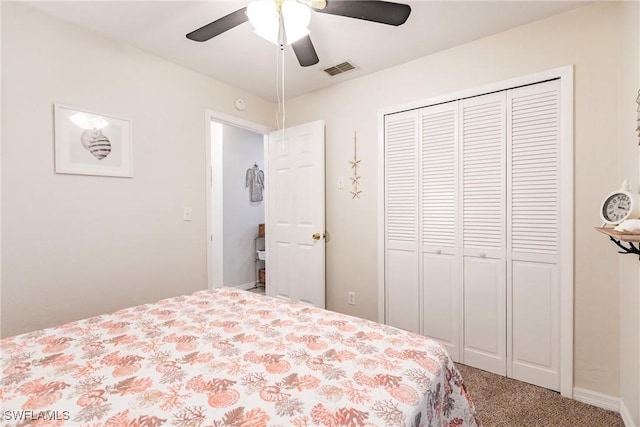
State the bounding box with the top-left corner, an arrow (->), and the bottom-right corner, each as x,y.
282,1 -> 311,43
247,0 -> 310,46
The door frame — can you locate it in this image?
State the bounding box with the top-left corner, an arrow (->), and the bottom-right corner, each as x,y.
205,109 -> 272,289
376,65 -> 574,397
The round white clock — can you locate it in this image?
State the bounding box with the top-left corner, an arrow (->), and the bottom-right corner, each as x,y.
600,180 -> 639,226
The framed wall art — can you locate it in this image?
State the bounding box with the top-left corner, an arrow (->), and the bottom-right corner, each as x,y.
54,104 -> 133,177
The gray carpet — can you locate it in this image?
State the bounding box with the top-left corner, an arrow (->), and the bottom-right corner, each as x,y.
456,363 -> 624,427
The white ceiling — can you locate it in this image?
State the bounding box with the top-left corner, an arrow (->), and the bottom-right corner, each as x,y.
25,0 -> 588,102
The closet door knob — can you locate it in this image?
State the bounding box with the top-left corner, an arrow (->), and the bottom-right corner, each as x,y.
480,253 -> 487,258
312,233 -> 322,241
435,249 -> 442,254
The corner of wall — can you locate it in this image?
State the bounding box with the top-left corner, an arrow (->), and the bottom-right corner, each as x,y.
618,1 -> 640,425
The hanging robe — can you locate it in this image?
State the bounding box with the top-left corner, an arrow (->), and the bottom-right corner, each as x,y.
245,166 -> 264,202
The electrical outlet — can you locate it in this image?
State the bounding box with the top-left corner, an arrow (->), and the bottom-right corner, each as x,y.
347,292 -> 355,306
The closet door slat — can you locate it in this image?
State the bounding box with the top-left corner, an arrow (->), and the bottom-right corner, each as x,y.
422,104 -> 458,248
511,84 -> 559,255
462,95 -> 506,250
386,114 -> 419,243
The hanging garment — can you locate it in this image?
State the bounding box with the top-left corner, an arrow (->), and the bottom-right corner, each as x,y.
246,165 -> 264,202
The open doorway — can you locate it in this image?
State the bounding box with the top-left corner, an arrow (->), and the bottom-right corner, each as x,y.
206,112 -> 326,308
206,110 -> 271,293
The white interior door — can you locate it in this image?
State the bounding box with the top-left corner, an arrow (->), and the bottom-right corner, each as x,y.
507,80 -> 561,391
384,110 -> 420,333
266,120 -> 325,308
420,101 -> 460,360
461,92 -> 507,376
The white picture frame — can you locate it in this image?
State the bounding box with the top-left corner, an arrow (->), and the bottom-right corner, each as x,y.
54,104 -> 133,177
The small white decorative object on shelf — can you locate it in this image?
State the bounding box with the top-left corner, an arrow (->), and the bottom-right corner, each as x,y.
614,219 -> 640,234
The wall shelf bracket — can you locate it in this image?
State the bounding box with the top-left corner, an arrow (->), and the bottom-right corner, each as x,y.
608,236 -> 640,259
596,227 -> 640,260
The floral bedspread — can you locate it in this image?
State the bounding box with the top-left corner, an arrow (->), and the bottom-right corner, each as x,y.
1,288 -> 479,426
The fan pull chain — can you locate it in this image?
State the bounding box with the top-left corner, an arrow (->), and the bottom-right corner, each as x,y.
280,38 -> 286,134
275,39 -> 282,130
275,10 -> 286,136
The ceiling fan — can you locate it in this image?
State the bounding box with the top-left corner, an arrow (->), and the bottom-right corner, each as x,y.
186,0 -> 411,67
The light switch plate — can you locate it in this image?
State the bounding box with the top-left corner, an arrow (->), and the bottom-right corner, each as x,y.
338,176 -> 345,190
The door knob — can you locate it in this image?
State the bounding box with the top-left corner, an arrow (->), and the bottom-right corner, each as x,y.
312,233 -> 322,241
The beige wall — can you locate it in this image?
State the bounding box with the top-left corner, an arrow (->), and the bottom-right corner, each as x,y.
618,2 -> 640,424
0,2 -> 274,337
286,2 -> 635,397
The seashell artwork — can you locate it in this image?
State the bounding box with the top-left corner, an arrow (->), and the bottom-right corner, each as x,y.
55,105 -> 132,177
80,128 -> 112,160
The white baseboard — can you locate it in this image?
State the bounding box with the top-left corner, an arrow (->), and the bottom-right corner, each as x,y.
232,282 -> 258,291
620,400 -> 639,427
573,387 -> 620,413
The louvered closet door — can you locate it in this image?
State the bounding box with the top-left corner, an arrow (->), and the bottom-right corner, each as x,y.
384,110 -> 420,333
461,92 -> 507,375
507,80 -> 560,391
420,102 -> 460,360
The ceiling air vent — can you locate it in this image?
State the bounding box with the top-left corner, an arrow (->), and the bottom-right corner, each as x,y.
323,61 -> 357,77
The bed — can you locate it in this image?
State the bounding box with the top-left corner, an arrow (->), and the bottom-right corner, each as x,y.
1,288 -> 479,426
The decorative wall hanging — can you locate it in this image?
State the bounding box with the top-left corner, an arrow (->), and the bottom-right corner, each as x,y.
246,162 -> 264,202
350,132 -> 361,199
636,89 -> 639,143
54,104 -> 133,177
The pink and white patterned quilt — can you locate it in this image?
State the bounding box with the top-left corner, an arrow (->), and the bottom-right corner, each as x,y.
1,288 -> 479,426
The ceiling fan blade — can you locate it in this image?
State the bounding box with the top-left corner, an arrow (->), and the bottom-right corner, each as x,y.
186,7 -> 248,42
316,0 -> 411,26
299,0 -> 327,10
292,35 -> 319,67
